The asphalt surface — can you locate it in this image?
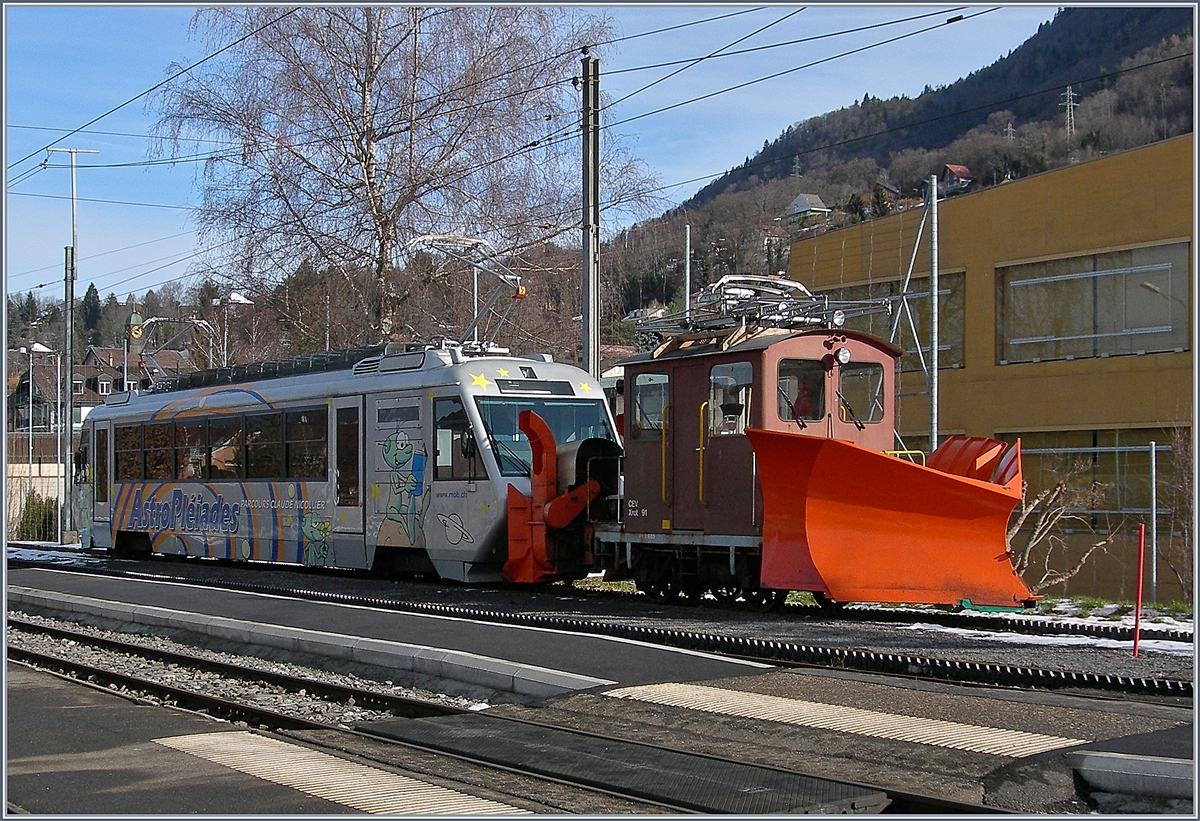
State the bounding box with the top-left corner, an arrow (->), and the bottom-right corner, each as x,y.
6,664 -> 353,815
6,562 -> 1194,814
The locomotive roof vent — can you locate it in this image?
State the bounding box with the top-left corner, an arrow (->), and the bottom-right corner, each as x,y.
353,357 -> 382,375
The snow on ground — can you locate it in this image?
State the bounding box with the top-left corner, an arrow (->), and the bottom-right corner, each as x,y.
898,622 -> 1194,657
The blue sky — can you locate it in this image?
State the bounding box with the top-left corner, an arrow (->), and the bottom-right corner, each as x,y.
4,4 -> 1058,308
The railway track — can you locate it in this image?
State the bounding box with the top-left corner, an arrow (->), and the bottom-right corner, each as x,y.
8,618 -> 997,814
8,555 -> 1192,702
10,550 -> 1192,643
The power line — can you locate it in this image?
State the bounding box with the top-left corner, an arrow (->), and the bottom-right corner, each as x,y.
602,7 -> 965,78
607,7 -> 806,110
7,191 -> 194,210
6,8 -> 299,172
607,9 -> 992,130
8,231 -> 196,282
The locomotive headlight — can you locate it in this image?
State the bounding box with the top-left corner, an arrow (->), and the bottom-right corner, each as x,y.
831,310 -> 846,327
834,346 -> 852,365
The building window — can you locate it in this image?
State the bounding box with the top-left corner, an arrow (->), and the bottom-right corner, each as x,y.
997,242 -> 1190,364
98,381 -> 112,396
824,272 -> 965,372
73,380 -> 84,395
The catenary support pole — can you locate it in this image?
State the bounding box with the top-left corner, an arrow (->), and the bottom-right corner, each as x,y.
48,146 -> 96,541
1149,440 -> 1158,604
685,224 -> 692,317
928,175 -> 939,452
581,54 -> 601,378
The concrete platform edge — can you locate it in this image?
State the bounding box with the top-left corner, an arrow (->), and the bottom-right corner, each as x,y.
1066,750 -> 1194,799
7,585 -> 615,698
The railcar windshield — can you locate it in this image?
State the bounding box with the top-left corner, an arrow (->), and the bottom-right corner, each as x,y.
475,397 -> 615,476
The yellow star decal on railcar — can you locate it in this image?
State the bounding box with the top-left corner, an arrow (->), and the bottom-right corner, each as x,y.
496,367 -> 510,378
470,373 -> 493,391
578,382 -> 593,393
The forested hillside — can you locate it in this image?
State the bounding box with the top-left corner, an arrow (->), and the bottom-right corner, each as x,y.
7,7 -> 1194,367
603,8 -> 1192,344
689,6 -> 1193,205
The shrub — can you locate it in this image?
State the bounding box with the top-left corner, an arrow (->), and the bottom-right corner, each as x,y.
16,489 -> 59,541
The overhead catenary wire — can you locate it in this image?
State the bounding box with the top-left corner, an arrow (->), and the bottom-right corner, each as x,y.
6,7 -> 300,173
606,9 -> 993,130
606,7 -> 806,110
12,7 -> 1173,308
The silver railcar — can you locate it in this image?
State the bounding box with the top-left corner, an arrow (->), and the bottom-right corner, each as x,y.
76,342 -> 618,582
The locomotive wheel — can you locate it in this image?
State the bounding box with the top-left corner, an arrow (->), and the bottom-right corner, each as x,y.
636,563 -> 678,602
814,592 -> 846,613
745,589 -> 786,612
710,587 -> 742,608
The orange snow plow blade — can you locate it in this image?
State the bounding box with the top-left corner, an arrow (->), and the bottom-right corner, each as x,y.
746,430 -> 1037,608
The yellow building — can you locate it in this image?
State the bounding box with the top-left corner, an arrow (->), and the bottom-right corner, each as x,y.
788,135 -> 1193,603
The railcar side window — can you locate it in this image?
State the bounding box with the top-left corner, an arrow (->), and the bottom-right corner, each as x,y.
95,427 -> 109,502
838,362 -> 885,424
74,429 -> 90,484
336,406 -> 360,505
709,362 -> 753,436
209,416 -> 244,479
175,420 -> 206,480
144,422 -> 173,480
286,408 -> 328,479
435,397 -> 485,481
246,412 -> 284,479
631,373 -> 668,436
115,424 -> 143,481
777,359 -> 825,422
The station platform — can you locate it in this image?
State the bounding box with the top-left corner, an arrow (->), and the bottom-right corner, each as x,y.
7,565 -> 1192,810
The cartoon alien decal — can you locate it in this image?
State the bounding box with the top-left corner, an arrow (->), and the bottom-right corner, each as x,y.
300,511 -> 332,566
378,429 -> 430,548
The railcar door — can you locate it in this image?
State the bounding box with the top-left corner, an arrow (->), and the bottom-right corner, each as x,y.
621,370 -> 671,532
701,360 -> 758,536
331,396 -> 363,533
91,421 -> 112,526
668,361 -> 709,531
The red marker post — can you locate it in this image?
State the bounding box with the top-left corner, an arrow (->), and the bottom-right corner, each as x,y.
1133,523 -> 1146,658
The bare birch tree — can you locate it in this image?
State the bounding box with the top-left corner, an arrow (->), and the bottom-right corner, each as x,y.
151,6 -> 655,339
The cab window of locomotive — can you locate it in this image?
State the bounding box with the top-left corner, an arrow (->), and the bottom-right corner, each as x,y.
475,397 -> 614,477
115,424 -> 143,481
144,422 -> 173,480
777,360 -> 825,422
246,412 -> 284,479
286,408 -> 328,480
94,427 -> 109,502
208,416 -> 244,479
838,361 -> 885,424
175,420 -> 206,481
632,373 -> 668,435
709,362 -> 753,436
435,397 -> 485,481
